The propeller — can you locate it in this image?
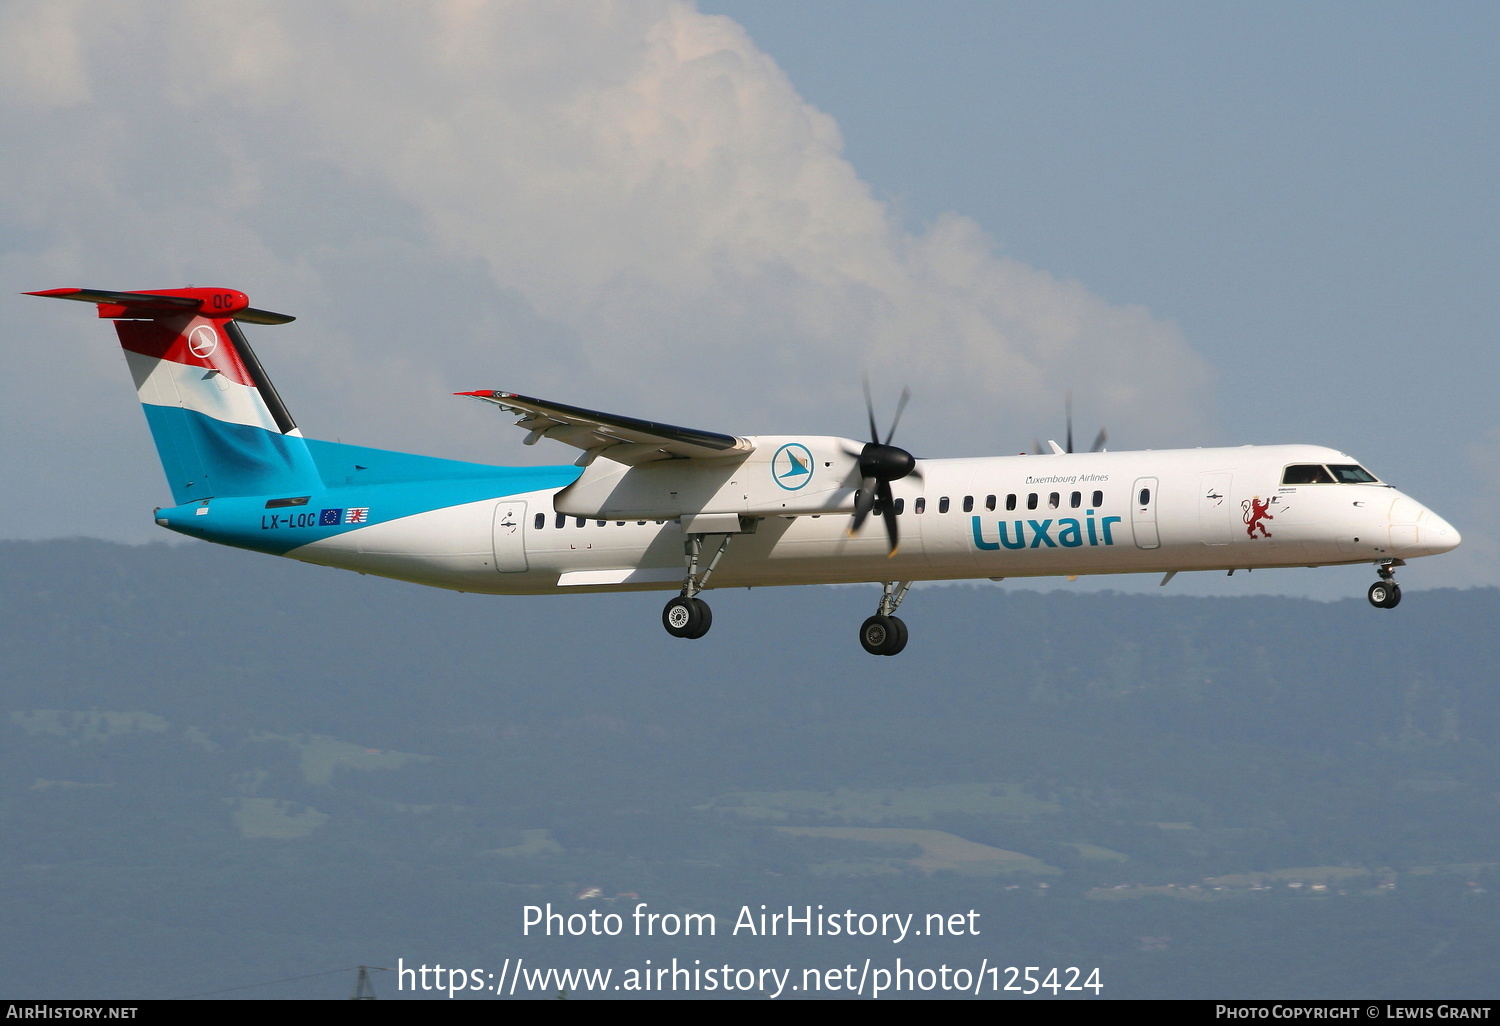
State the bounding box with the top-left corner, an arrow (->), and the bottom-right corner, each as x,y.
848,378 -> 921,556
1033,392 -> 1107,455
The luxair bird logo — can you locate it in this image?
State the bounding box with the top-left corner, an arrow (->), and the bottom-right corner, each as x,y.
772,443 -> 814,490
187,324 -> 218,358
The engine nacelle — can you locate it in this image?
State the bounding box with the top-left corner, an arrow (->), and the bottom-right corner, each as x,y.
554,435 -> 863,521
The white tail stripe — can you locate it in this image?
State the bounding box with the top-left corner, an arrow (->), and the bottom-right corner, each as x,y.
124,349 -> 282,434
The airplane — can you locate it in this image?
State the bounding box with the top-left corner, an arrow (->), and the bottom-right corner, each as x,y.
29,286 -> 1462,656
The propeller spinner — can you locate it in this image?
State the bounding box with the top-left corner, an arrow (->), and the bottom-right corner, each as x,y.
848,380 -> 920,556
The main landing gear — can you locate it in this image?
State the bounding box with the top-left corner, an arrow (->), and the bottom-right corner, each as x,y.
1367,559 -> 1404,609
659,535 -> 916,656
860,581 -> 913,656
662,533 -> 733,640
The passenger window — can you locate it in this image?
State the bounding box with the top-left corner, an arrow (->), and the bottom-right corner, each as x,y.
1048,492 -> 1060,509
939,497 -> 950,514
1027,493 -> 1038,510
1138,488 -> 1152,506
986,495 -> 996,511
534,513 -> 545,530
556,513 -> 567,529
963,496 -> 974,513
1006,494 -> 1017,511
894,498 -> 905,515
1092,490 -> 1103,508
1070,491 -> 1081,508
596,520 -> 606,527
576,517 -> 586,528
1282,464 -> 1335,485
915,497 -> 927,514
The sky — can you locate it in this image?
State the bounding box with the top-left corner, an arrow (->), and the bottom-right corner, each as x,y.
2,1 -> 1495,600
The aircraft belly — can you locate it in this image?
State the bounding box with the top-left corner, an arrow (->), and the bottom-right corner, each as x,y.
290,496 -> 554,592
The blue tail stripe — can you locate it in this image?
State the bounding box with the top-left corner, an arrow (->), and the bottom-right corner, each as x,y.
142,405 -> 321,503
303,438 -> 552,487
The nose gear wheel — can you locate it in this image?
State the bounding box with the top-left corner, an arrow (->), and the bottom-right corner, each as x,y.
1367,560 -> 1404,609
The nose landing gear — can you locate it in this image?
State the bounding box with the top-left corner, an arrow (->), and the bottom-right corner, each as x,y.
1367,559 -> 1404,609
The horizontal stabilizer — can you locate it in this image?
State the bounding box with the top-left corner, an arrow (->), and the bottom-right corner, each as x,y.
26,287 -> 295,325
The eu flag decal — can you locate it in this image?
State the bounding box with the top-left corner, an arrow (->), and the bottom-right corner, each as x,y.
319,509 -> 343,526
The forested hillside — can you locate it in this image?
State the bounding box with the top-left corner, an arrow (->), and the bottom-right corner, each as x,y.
3,540 -> 1496,999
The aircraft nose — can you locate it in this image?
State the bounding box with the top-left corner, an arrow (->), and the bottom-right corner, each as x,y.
1419,508 -> 1461,554
1386,495 -> 1460,557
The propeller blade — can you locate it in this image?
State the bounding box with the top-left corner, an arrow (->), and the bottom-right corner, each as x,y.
1032,393 -> 1106,455
849,476 -> 879,535
877,478 -> 899,555
1065,391 -> 1074,454
847,380 -> 917,552
862,375 -> 880,445
884,387 -> 911,445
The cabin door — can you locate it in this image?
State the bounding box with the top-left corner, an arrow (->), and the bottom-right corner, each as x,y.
1199,473 -> 1234,546
1131,477 -> 1160,550
492,499 -> 529,572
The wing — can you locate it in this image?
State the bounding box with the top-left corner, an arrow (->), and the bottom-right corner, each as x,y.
457,391 -> 754,466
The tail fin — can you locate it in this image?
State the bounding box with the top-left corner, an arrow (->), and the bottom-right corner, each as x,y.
29,287 -> 322,504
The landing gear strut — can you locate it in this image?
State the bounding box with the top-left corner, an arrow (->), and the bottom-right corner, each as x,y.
860,581 -> 912,656
1367,559 -> 1404,609
662,533 -> 733,640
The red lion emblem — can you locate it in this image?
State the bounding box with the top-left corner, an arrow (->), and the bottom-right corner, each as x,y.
1242,497 -> 1274,539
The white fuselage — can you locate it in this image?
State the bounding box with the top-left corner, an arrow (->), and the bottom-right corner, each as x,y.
286,444 -> 1459,596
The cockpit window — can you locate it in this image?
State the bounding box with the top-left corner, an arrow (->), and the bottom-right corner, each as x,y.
1328,464 -> 1379,484
1282,464 -> 1335,484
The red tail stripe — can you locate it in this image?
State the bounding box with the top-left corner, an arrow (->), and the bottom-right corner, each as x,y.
116,317 -> 257,388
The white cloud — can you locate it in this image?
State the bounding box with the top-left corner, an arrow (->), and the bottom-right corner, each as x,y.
2,0 -> 1214,540
0,0 -> 96,110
